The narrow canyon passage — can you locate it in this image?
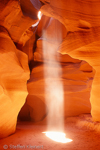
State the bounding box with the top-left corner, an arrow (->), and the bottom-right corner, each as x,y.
0,0 -> 100,150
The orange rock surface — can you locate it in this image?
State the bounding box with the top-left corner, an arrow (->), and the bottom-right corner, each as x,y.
25,14 -> 94,121
0,0 -> 38,138
0,26 -> 29,138
0,0 -> 38,44
40,0 -> 100,122
1,0 -> 100,139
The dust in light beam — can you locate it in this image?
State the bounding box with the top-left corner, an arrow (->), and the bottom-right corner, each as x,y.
42,16 -> 73,143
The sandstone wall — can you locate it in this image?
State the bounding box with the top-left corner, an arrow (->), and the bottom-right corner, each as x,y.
0,26 -> 29,138
19,15 -> 94,122
0,0 -> 39,138
40,0 -> 100,121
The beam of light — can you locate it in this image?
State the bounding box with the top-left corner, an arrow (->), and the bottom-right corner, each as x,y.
43,30 -> 64,132
43,131 -> 73,143
42,18 -> 67,139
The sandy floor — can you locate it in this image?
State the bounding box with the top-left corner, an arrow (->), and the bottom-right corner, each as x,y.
0,114 -> 100,150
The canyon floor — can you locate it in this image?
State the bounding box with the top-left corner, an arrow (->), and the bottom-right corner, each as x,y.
0,114 -> 100,150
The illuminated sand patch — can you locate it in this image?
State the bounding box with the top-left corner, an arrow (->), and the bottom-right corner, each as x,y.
43,131 -> 73,143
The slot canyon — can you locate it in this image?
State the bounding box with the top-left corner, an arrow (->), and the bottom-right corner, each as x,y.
0,0 -> 100,149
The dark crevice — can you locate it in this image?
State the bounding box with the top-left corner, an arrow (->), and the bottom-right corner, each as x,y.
29,34 -> 40,72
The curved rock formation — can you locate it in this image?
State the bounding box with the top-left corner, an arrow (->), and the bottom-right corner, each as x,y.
40,0 -> 100,121
0,0 -> 41,138
0,26 -> 29,138
25,15 -> 94,120
0,0 -> 39,44
0,0 -> 100,139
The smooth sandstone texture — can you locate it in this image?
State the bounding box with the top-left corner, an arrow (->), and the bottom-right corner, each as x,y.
40,0 -> 100,121
0,27 -> 29,138
0,0 -> 41,138
0,0 -> 38,44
